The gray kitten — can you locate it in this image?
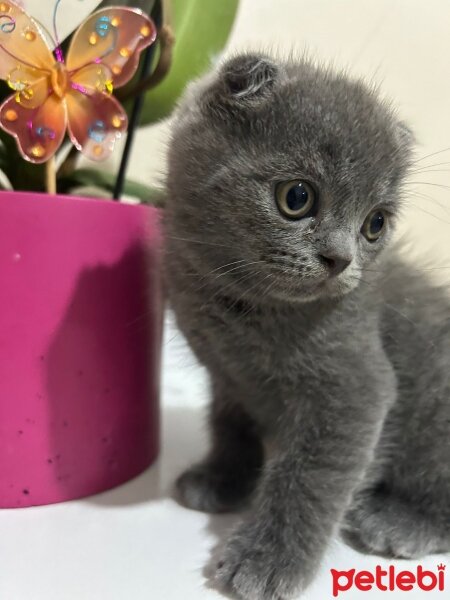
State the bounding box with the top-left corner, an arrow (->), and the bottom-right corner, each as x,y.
164,53 -> 450,599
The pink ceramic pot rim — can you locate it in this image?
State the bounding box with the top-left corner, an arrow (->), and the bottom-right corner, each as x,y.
0,190 -> 154,211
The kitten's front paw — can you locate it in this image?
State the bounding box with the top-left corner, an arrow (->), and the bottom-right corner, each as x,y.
211,522 -> 304,600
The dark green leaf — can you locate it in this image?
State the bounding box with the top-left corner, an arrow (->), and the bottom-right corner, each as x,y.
0,127 -> 47,192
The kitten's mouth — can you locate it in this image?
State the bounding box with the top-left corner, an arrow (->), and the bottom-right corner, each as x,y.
265,266 -> 358,302
207,260 -> 359,305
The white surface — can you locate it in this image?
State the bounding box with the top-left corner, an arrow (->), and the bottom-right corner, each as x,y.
0,313 -> 448,600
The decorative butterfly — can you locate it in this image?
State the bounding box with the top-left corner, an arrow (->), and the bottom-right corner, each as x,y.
0,1 -> 156,163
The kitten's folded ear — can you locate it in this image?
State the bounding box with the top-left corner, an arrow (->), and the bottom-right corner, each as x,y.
202,53 -> 281,118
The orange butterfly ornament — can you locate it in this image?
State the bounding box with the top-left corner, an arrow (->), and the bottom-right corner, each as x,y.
0,1 -> 156,163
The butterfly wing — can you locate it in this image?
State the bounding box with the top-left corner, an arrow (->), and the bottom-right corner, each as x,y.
66,7 -> 156,88
0,93 -> 67,163
66,64 -> 127,161
0,0 -> 56,84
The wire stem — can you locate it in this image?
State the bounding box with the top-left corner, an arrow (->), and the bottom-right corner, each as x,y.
46,157 -> 57,195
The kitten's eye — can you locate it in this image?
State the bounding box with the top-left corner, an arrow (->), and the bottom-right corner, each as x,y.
275,180 -> 317,220
362,210 -> 386,242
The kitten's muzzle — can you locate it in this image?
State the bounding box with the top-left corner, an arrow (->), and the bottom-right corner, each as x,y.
315,230 -> 354,277
318,253 -> 352,277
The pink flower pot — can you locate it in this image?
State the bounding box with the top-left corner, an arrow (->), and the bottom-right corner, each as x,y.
0,191 -> 162,508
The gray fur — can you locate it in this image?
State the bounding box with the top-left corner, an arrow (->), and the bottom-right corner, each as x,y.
164,53 -> 450,599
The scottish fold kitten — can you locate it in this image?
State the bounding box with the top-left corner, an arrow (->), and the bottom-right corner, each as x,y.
164,53 -> 450,599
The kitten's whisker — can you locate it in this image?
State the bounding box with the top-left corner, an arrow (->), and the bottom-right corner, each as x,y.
204,271 -> 259,308
406,191 -> 450,217
262,278 -> 278,301
361,266 -> 450,274
407,181 -> 450,191
412,147 -> 450,165
409,169 -> 450,176
222,273 -> 272,317
407,189 -> 442,202
166,235 -> 234,249
242,277 -> 277,319
202,259 -> 248,276
409,161 -> 450,171
406,201 -> 450,224
240,275 -> 278,320
215,261 -> 266,279
246,273 -> 273,299
191,261 -> 266,294
410,167 -> 450,173
191,259 -> 248,285
417,266 -> 450,271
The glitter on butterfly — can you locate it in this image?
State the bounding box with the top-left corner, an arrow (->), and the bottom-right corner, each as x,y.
0,0 -> 156,163
96,15 -> 111,38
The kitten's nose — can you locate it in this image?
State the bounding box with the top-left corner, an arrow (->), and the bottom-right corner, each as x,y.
319,253 -> 351,276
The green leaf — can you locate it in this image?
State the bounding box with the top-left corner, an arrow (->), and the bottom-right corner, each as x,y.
138,0 -> 239,125
59,168 -> 165,205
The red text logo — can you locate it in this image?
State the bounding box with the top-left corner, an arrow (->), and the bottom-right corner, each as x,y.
331,564 -> 446,597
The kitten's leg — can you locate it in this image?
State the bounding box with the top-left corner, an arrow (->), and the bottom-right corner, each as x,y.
342,487 -> 450,558
175,379 -> 264,513
212,360 -> 395,600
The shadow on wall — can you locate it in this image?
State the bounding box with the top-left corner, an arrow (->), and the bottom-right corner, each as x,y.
45,242 -> 161,503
